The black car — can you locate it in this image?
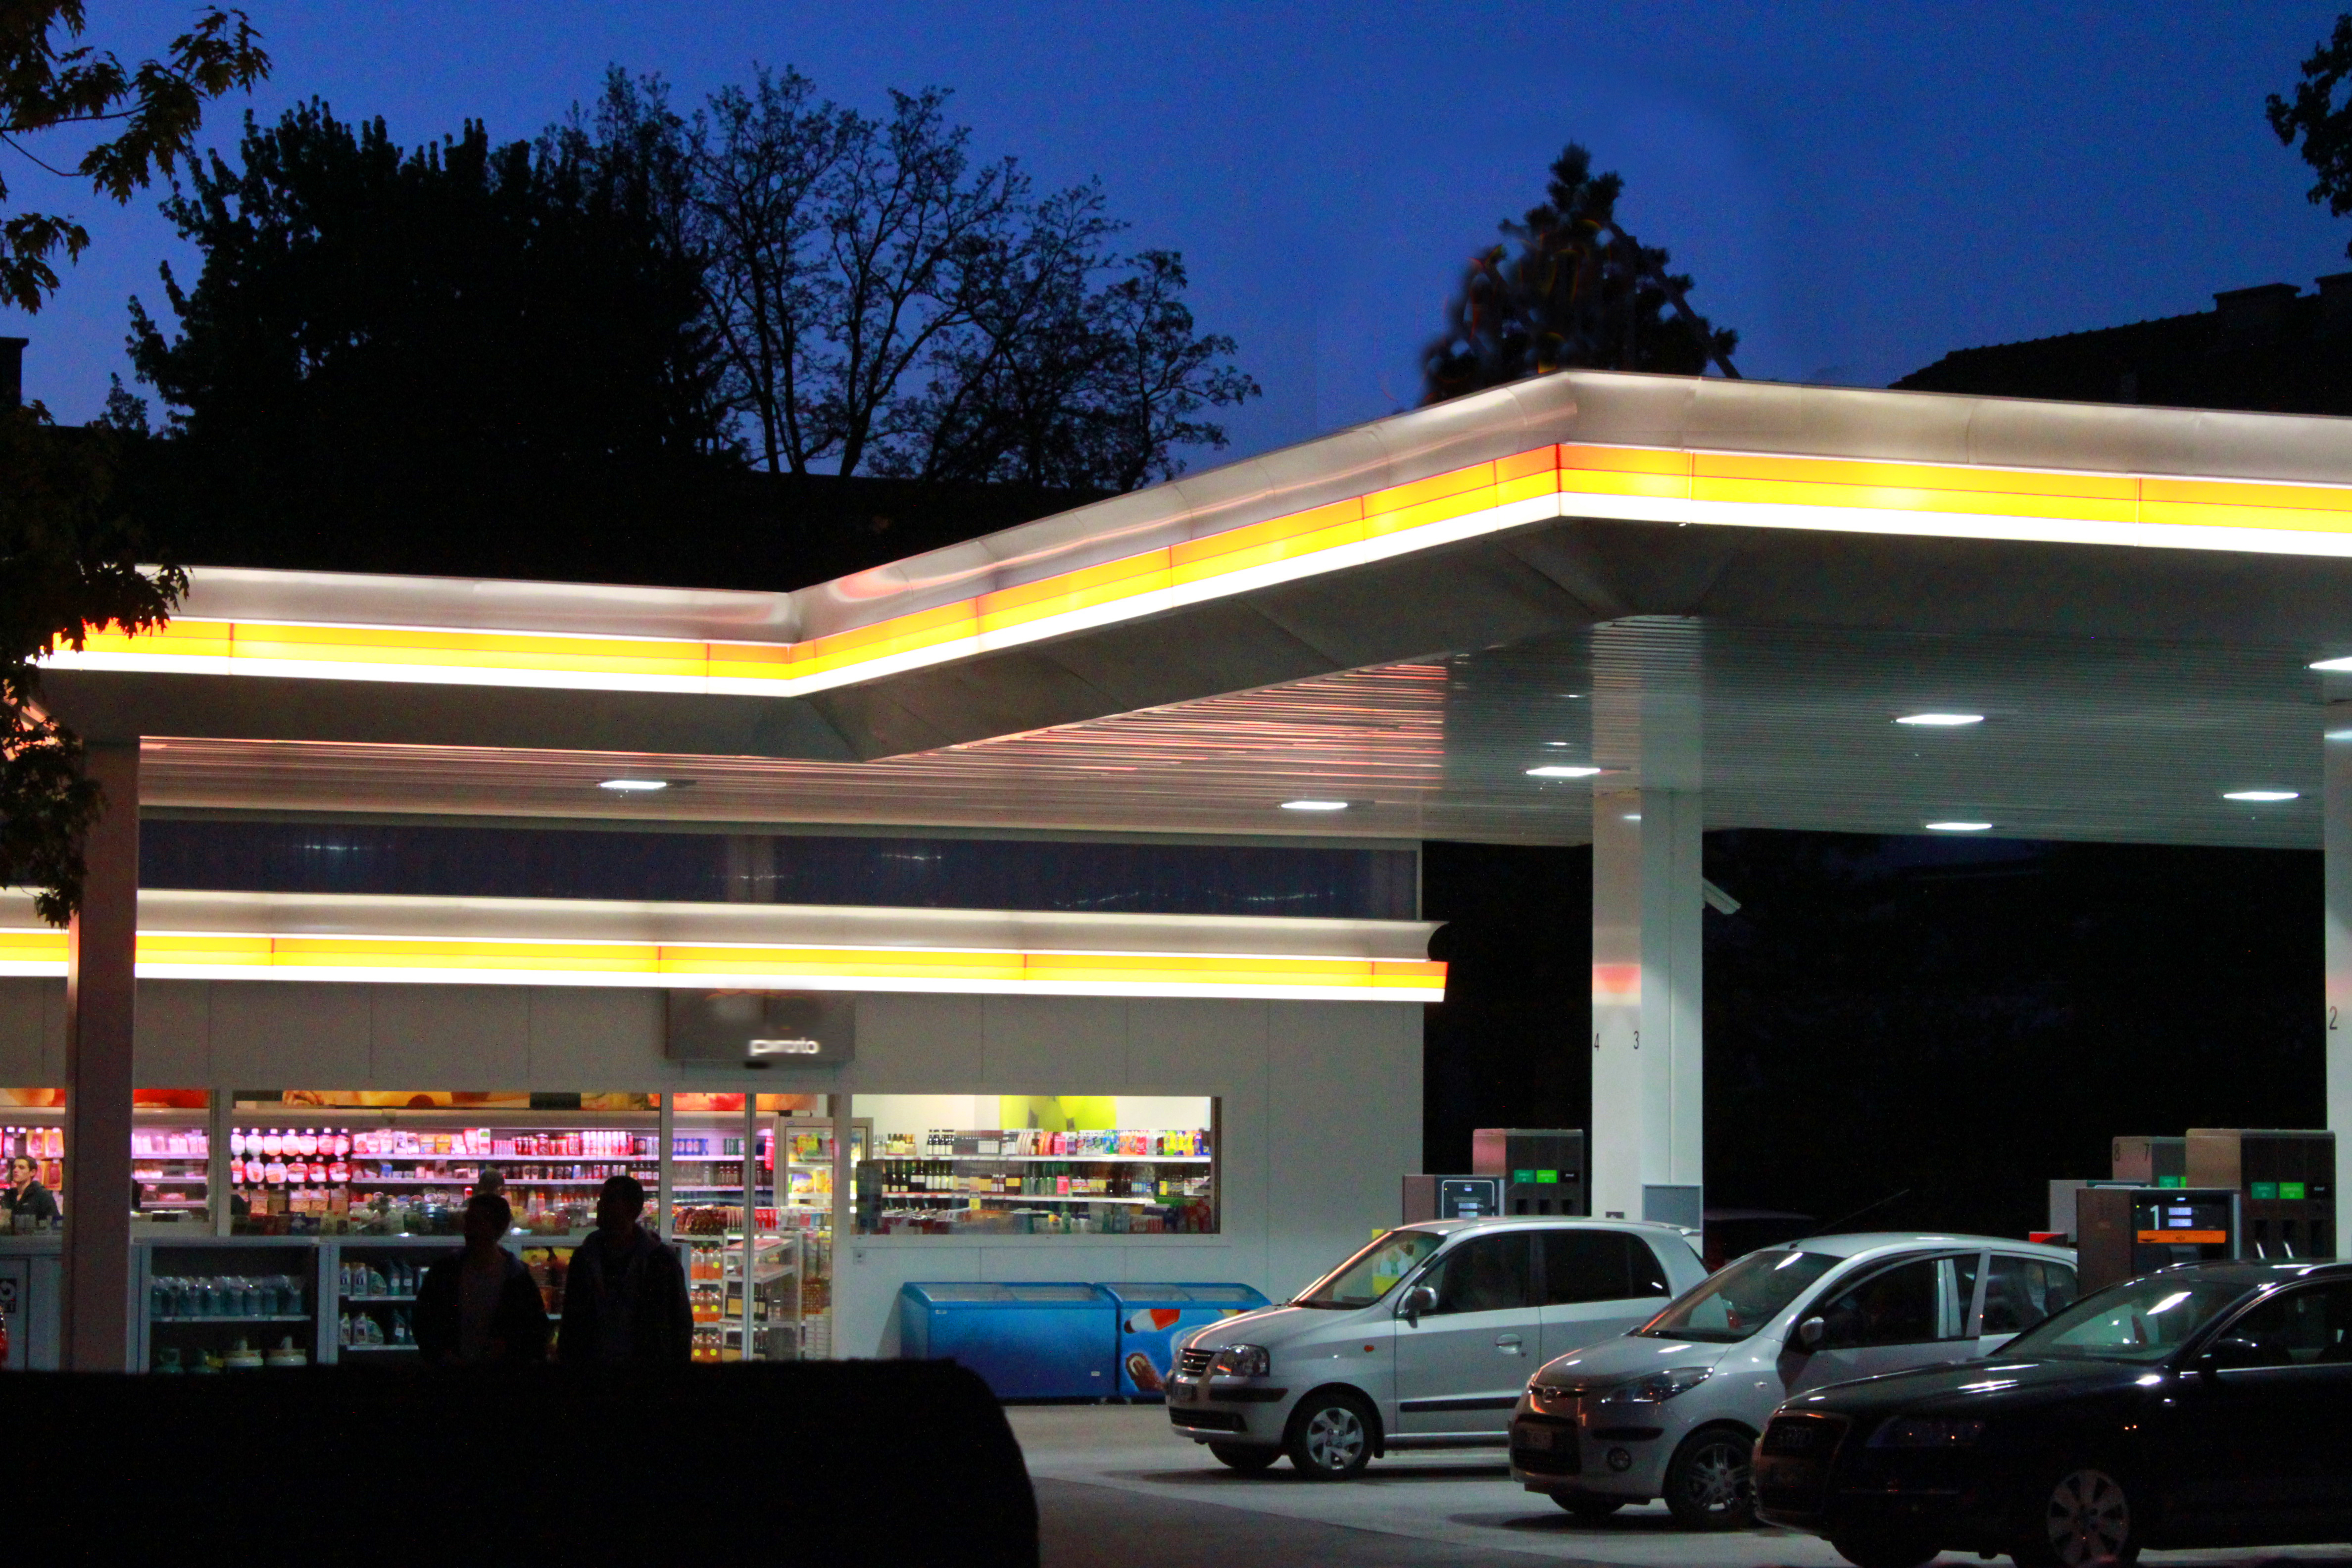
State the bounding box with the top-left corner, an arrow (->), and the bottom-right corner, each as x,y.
1752,1260 -> 2352,1568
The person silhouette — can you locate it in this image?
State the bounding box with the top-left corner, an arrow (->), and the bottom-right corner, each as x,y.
413,1193 -> 550,1365
556,1174 -> 691,1364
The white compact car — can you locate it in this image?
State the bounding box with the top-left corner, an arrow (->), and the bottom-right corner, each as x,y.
1167,1217 -> 1710,1478
1509,1232 -> 2079,1528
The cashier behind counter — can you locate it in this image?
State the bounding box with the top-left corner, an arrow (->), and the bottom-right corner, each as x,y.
4,1155 -> 57,1228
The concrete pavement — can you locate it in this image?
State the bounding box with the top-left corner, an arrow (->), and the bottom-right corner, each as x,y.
1012,1405 -> 2352,1568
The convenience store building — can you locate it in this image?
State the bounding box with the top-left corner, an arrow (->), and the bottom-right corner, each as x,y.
15,367 -> 2352,1369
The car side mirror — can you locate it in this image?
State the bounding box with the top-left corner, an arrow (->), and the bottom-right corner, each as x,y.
2200,1336 -> 2265,1376
1791,1316 -> 1826,1353
1397,1285 -> 1436,1326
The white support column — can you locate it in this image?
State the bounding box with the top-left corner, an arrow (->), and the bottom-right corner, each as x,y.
1590,787 -> 1704,1223
1587,618 -> 1705,1228
2325,706 -> 2352,1254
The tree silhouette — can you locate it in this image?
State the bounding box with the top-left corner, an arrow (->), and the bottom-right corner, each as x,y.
1422,143 -> 1738,404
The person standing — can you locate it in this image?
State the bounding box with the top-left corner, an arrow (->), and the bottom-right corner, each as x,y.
557,1175 -> 691,1365
414,1193 -> 549,1366
3,1155 -> 57,1229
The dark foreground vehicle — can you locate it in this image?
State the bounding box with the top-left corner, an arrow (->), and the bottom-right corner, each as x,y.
1753,1261 -> 2352,1568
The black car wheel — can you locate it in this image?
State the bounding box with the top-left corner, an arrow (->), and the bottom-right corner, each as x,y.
2014,1464 -> 2137,1568
1553,1492 -> 1627,1520
1663,1425 -> 1756,1529
1830,1533 -> 1940,1568
1207,1441 -> 1279,1472
1284,1390 -> 1374,1480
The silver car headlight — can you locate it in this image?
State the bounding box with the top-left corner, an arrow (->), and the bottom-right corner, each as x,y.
1597,1367 -> 1711,1405
1209,1343 -> 1271,1378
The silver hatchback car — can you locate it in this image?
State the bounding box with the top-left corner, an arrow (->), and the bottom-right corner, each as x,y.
1169,1217 -> 1709,1478
1509,1232 -> 2079,1528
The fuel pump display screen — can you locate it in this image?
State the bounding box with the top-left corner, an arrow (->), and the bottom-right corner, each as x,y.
2131,1192 -> 2234,1271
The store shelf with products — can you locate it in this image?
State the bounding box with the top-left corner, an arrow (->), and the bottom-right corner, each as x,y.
334,1243 -> 440,1356
852,1097 -> 1219,1238
226,1108 -> 661,1238
2,1106 -> 216,1233
138,1238 -> 324,1372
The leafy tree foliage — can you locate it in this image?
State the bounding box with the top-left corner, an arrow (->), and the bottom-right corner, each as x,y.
0,1 -> 267,311
127,101 -> 731,573
0,3 -> 263,921
582,68 -> 1257,488
1422,143 -> 1738,403
2269,13 -> 2352,249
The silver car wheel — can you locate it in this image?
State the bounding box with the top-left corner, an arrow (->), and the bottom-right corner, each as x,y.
2043,1468 -> 2130,1567
1303,1405 -> 1365,1471
1680,1439 -> 1747,1513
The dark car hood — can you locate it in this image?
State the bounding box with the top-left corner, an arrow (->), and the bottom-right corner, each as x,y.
1779,1357 -> 2154,1421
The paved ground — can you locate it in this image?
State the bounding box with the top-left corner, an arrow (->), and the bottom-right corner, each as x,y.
1012,1405 -> 2352,1568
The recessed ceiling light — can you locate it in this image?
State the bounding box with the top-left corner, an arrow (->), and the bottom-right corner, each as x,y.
1280,799 -> 1351,811
2310,657 -> 2352,672
1924,821 -> 1993,832
1526,765 -> 1602,779
1544,740 -> 1573,747
598,779 -> 670,792
1895,713 -> 1985,727
1622,813 -> 1642,822
2222,790 -> 2300,802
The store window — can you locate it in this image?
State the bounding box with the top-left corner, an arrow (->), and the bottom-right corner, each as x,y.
205,1089 -> 840,1366
1,1088 -> 214,1232
852,1094 -> 1216,1236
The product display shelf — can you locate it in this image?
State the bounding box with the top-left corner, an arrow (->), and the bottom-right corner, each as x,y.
228,1108 -> 660,1235
931,1154 -> 1210,1164
331,1237 -> 449,1361
137,1237 -> 327,1373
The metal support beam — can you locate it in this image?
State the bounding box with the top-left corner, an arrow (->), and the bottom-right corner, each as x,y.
62,740 -> 138,1370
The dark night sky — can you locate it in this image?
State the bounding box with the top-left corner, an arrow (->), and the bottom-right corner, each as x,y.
1424,833 -> 2324,1240
8,1 -> 2352,450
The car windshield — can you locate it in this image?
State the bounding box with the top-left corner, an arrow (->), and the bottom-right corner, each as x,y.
1638,1248 -> 1840,1342
1294,1228 -> 1446,1308
1998,1275 -> 2253,1364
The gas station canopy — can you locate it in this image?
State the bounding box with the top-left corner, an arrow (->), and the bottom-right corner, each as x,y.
39,369 -> 2352,850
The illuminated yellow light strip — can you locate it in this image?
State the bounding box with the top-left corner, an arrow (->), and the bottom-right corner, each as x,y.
40,443 -> 2352,697
0,929 -> 1445,1002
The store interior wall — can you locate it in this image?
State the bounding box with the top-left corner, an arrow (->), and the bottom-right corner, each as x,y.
0,980 -> 1422,1356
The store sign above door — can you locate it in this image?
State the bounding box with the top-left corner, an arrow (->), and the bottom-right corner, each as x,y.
666,990 -> 855,1068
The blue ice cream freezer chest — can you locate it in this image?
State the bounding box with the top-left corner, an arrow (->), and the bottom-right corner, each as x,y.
1101,1282 -> 1270,1398
896,1281 -> 1116,1399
